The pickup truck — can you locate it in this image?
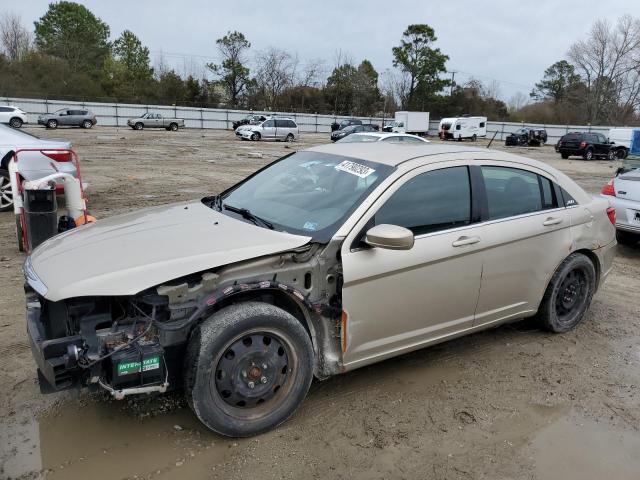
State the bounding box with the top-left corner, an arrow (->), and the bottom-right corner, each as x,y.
127,113 -> 185,131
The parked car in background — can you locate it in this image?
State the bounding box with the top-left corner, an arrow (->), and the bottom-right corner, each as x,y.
127,113 -> 184,131
439,116 -> 486,141
337,132 -> 429,143
0,123 -> 76,212
0,105 -> 28,128
331,118 -> 362,131
238,117 -> 299,141
23,142 -> 615,437
601,162 -> 640,246
38,108 -> 97,129
505,128 -> 548,146
232,114 -> 267,131
607,128 -> 636,159
331,124 -> 378,142
556,132 -> 615,160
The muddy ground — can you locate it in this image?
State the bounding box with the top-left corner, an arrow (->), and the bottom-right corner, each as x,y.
1,126 -> 639,480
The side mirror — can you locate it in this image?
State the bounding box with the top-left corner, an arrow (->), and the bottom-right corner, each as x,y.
365,224 -> 414,250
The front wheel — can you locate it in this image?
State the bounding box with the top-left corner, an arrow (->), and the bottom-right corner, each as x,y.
9,117 -> 23,128
583,149 -> 594,161
81,120 -> 93,129
184,302 -> 314,437
250,132 -> 260,141
472,134 -> 477,142
535,253 -> 596,333
561,153 -> 569,159
46,119 -> 58,129
134,122 -> 143,130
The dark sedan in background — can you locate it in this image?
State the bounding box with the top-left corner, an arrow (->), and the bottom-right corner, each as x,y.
330,124 -> 378,142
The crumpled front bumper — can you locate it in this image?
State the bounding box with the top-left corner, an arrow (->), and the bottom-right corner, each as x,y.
26,293 -> 83,393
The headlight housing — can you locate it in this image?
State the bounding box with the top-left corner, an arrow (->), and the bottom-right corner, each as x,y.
24,256 -> 48,296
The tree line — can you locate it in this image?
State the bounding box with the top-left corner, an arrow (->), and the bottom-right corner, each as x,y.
0,2 -> 638,125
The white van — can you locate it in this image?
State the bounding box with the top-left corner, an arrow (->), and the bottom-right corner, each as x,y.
439,116 -> 487,141
608,128 -> 638,159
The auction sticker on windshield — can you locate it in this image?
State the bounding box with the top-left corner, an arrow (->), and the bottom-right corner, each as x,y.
335,160 -> 375,178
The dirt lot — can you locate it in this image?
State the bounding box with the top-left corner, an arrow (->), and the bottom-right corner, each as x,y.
1,126 -> 639,480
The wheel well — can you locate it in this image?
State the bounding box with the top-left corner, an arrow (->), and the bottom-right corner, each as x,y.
1,150 -> 14,170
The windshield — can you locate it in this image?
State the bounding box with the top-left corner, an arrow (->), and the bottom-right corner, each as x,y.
338,134 -> 379,143
218,151 -> 393,241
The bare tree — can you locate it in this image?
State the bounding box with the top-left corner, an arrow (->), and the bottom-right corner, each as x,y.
568,15 -> 640,123
482,80 -> 502,100
508,91 -> 529,112
253,47 -> 297,109
0,12 -> 31,61
298,58 -> 326,87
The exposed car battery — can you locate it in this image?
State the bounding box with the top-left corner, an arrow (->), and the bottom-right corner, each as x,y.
108,342 -> 165,390
23,187 -> 57,251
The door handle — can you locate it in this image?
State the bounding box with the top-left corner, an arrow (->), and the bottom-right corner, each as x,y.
543,217 -> 563,226
452,235 -> 480,247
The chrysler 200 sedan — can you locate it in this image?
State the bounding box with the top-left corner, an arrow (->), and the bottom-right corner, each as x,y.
24,143 -> 616,437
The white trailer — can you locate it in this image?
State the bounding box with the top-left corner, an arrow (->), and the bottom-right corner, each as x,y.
439,116 -> 487,141
391,111 -> 429,135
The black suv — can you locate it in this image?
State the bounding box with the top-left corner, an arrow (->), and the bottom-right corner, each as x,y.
330,124 -> 378,142
556,132 -> 615,160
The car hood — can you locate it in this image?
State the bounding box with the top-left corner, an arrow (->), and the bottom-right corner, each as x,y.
28,201 -> 311,301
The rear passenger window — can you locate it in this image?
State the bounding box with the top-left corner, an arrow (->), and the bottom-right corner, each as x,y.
481,167 -> 542,220
375,166 -> 471,235
286,120 -> 297,128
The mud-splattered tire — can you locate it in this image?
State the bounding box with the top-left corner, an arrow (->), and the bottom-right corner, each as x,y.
184,302 -> 313,437
535,253 -> 596,333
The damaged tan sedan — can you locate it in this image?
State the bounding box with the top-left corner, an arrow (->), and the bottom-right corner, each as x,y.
24,143 -> 616,436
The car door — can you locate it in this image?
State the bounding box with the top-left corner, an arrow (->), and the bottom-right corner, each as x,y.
0,107 -> 10,123
261,120 -> 276,139
596,133 -> 609,156
472,163 -> 573,327
340,162 -> 484,369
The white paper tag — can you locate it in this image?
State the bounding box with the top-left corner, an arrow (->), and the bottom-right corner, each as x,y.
335,160 -> 375,178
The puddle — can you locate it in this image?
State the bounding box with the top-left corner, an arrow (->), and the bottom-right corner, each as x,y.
531,414 -> 640,480
1,395 -> 235,479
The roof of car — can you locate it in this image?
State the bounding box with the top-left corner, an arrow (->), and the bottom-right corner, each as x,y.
346,132 -> 427,140
306,142 -> 549,169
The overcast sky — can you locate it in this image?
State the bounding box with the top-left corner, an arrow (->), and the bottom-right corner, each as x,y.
10,0 -> 639,102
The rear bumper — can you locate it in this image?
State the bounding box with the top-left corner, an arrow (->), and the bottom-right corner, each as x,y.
26,294 -> 83,393
608,196 -> 640,233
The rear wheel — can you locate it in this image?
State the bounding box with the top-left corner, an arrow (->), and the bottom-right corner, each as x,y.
561,153 -> 569,159
535,253 -> 596,333
184,302 -> 314,437
0,168 -> 13,212
81,119 -> 93,129
9,117 -> 23,128
285,133 -> 294,142
472,134 -> 477,142
169,122 -> 178,131
607,150 -> 616,161
583,148 -> 594,160
46,119 -> 58,129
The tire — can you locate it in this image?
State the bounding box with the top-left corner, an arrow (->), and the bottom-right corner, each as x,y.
169,123 -> 178,131
184,302 -> 314,437
46,119 -> 58,129
472,134 -> 477,142
0,167 -> 13,212
81,119 -> 93,129
561,153 -> 569,159
134,122 -> 143,130
616,230 -> 639,246
583,148 -> 594,161
607,150 -> 616,161
9,117 -> 23,128
535,253 -> 596,333
16,215 -> 24,252
285,133 -> 294,142
250,132 -> 260,141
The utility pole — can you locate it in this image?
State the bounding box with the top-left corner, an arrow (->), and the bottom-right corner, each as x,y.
450,71 -> 456,96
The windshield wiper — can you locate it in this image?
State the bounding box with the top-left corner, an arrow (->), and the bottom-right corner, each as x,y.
223,203 -> 274,230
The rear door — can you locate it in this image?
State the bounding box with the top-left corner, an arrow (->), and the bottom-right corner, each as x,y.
472,163 -> 572,326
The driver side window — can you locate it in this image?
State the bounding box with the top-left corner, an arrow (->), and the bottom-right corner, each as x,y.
375,166 -> 472,236
263,120 -> 274,127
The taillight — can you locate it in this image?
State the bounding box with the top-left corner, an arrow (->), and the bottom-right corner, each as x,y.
601,180 -> 616,196
607,207 -> 616,225
580,141 -> 587,148
42,150 -> 72,162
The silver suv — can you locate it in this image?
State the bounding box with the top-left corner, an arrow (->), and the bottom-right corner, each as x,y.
239,117 -> 299,141
37,108 -> 97,129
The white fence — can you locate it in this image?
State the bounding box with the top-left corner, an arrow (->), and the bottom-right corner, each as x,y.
2,96 -> 629,143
